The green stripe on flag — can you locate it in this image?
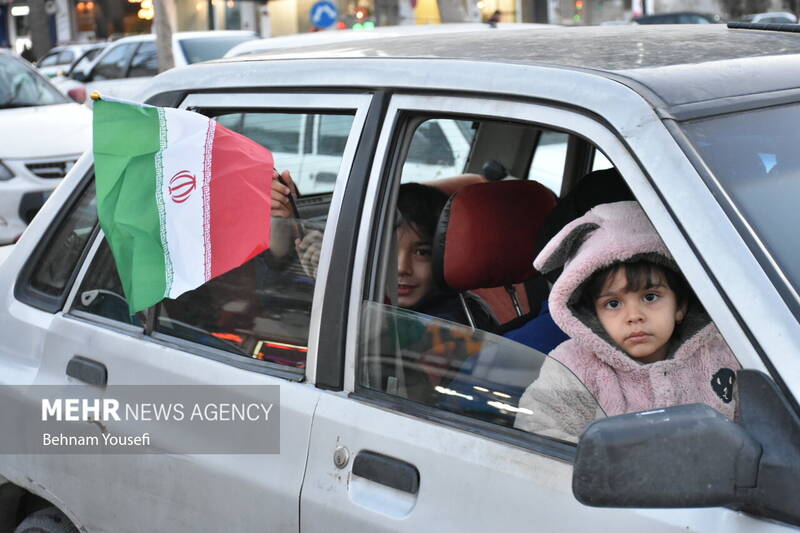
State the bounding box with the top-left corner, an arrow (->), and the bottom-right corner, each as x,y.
93,99 -> 167,313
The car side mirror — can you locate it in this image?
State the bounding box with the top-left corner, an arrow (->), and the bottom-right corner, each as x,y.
71,70 -> 89,82
573,370 -> 800,526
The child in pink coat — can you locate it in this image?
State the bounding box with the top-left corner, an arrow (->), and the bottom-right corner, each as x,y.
514,201 -> 740,442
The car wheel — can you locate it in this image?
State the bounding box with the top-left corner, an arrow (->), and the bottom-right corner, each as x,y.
14,507 -> 79,533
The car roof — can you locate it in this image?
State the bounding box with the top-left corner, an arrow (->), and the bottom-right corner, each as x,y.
225,23 -> 554,58
146,25 -> 800,117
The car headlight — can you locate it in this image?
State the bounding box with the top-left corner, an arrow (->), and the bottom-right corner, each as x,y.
0,161 -> 13,181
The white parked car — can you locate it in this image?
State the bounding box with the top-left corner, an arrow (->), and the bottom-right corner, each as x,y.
2,23 -> 800,533
35,43 -> 99,79
71,30 -> 258,103
739,11 -> 798,23
0,50 -> 91,245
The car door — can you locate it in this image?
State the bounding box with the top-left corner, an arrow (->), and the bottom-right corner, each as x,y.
299,93 -> 793,532
0,92 -> 371,531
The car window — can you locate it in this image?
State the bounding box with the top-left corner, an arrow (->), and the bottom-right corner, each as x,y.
401,119 -> 473,182
0,54 -> 66,106
72,238 -> 141,326
177,35 -> 257,64
216,111 -> 354,195
528,130 -> 568,194
359,302 -> 603,442
68,48 -> 101,76
29,181 -> 97,297
128,42 -> 158,78
57,50 -> 75,64
66,109 -> 354,371
683,103 -> 800,306
317,114 -> 351,156
92,43 -> 137,81
38,52 -> 60,67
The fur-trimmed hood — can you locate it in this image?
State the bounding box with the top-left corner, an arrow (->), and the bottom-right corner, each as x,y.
534,201 -> 707,370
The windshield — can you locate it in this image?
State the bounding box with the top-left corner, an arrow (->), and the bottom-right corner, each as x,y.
178,35 -> 257,64
0,54 -> 67,107
682,104 -> 800,301
69,46 -> 103,76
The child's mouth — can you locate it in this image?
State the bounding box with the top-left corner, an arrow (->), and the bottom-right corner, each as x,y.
626,332 -> 651,343
397,284 -> 416,296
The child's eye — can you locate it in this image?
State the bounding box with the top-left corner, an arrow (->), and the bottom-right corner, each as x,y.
415,247 -> 432,257
604,299 -> 620,310
643,292 -> 660,303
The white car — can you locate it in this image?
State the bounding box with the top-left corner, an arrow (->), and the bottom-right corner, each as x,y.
739,11 -> 798,23
71,31 -> 258,103
0,50 -> 91,245
35,43 -> 99,79
3,23 -> 800,533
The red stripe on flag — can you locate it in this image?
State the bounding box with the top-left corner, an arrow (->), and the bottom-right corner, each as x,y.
208,125 -> 274,279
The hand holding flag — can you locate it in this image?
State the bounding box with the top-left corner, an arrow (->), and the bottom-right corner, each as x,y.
92,95 -> 275,314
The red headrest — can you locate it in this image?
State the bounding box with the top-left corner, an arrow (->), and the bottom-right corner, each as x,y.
433,180 -> 557,291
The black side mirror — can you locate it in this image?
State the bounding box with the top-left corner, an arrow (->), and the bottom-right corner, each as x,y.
71,70 -> 89,82
574,403 -> 760,507
573,370 -> 800,526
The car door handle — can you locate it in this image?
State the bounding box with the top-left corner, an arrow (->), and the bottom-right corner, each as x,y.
66,356 -> 108,386
352,451 -> 420,495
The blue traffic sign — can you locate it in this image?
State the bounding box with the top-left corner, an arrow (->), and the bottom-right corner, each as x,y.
310,0 -> 338,29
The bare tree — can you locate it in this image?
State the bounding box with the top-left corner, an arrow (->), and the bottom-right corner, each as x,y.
437,0 -> 472,22
153,0 -> 175,73
28,0 -> 53,60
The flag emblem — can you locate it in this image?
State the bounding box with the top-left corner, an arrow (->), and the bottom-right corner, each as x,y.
168,170 -> 196,203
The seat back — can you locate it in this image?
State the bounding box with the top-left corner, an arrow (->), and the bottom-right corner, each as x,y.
433,180 -> 557,325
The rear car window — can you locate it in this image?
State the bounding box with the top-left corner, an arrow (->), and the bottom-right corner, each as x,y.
178,35 -> 257,64
29,181 -> 97,297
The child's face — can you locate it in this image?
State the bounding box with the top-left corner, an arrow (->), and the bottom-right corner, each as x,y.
593,267 -> 687,364
396,223 -> 435,308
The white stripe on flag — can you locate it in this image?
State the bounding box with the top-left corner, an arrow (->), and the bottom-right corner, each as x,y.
160,108 -> 214,299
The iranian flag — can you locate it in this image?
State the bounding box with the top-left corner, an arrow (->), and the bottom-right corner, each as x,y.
93,96 -> 274,314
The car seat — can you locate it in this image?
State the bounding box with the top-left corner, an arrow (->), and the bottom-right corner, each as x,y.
432,180 -> 557,330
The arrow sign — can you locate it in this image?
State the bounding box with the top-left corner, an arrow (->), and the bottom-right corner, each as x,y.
310,0 -> 338,29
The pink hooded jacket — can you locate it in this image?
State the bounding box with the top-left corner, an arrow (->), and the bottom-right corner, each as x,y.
514,201 -> 739,441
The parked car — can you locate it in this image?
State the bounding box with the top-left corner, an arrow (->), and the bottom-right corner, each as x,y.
633,11 -> 722,24
35,43 -> 99,78
739,11 -> 798,23
2,23 -> 800,532
0,49 -> 91,245
50,42 -> 109,101
71,30 -> 258,103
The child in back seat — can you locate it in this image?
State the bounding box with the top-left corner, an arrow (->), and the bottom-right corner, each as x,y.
513,201 -> 740,441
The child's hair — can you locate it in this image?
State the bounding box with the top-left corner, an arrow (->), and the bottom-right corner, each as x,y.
580,259 -> 692,311
396,183 -> 449,240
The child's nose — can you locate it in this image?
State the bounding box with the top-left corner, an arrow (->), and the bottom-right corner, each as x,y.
397,251 -> 412,275
626,304 -> 645,323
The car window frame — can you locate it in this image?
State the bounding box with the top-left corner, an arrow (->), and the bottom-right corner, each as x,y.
127,41 -> 158,78
343,91 -> 764,457
89,41 -> 138,81
61,92 -> 373,382
14,167 -> 99,313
